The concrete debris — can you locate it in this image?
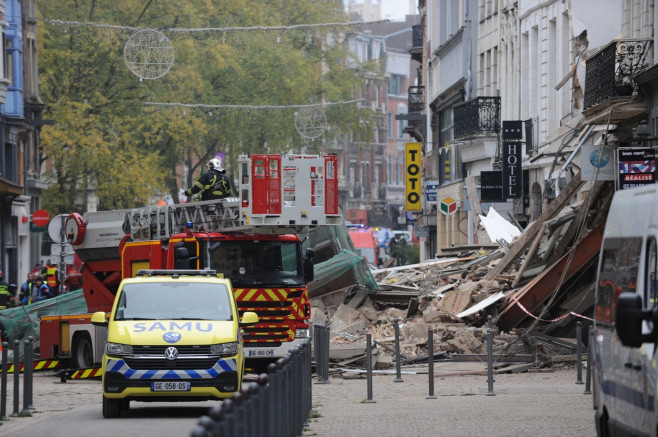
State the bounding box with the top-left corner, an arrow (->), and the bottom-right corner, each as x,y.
312,180 -> 614,373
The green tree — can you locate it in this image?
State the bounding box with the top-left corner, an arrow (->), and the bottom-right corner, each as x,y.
38,0 -> 369,212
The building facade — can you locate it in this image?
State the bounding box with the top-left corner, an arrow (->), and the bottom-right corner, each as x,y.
0,0 -> 46,290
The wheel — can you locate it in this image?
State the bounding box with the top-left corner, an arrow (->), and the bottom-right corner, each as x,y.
72,334 -> 93,369
119,399 -> 130,411
103,396 -> 121,418
595,409 -> 610,437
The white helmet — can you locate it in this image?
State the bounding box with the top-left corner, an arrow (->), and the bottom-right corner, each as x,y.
205,158 -> 223,172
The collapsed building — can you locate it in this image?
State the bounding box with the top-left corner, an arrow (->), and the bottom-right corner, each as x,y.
309,177 -> 612,371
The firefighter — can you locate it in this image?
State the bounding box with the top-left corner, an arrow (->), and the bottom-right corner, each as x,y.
183,158 -> 232,201
43,262 -> 60,297
0,271 -> 9,310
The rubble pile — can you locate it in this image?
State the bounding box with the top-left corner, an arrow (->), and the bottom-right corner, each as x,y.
311,177 -> 614,373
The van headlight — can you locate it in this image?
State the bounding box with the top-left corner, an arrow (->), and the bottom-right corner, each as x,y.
106,342 -> 133,357
211,342 -> 238,357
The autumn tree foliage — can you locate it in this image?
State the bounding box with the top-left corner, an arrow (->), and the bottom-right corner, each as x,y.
37,0 -> 372,212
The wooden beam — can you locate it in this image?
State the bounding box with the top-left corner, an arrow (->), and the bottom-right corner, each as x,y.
484,171 -> 584,280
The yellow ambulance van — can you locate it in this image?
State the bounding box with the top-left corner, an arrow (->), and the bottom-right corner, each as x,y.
90,269 -> 258,418
593,184 -> 658,436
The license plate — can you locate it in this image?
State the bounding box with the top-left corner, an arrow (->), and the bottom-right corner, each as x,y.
151,381 -> 191,391
248,349 -> 274,357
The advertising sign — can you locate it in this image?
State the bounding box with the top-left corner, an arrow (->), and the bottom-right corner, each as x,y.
618,147 -> 656,189
426,180 -> 438,203
480,171 -> 504,202
405,143 -> 422,211
581,145 -> 615,181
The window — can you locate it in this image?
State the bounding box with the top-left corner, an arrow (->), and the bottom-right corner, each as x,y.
595,237 -> 642,325
397,103 -> 408,139
388,74 -> 403,95
388,112 -> 394,139
439,109 -> 454,184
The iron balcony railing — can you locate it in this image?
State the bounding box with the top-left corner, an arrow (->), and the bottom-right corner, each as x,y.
408,86 -> 424,113
454,96 -> 500,139
584,38 -> 653,110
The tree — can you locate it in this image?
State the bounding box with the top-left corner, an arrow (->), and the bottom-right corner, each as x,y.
38,0 -> 367,211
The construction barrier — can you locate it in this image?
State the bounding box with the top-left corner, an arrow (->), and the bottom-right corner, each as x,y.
0,359 -> 60,374
69,367 -> 102,379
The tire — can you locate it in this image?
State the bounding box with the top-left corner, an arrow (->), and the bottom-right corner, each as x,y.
119,399 -> 130,411
72,334 -> 93,369
103,396 -> 121,418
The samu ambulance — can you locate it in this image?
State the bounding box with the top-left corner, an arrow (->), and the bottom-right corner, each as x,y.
593,184 -> 658,436
91,269 -> 258,418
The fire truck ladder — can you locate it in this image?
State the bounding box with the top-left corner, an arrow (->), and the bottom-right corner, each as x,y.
127,198 -> 246,241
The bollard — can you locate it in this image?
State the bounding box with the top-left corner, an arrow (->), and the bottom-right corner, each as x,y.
365,333 -> 375,403
223,398 -> 236,437
584,325 -> 593,395
195,415 -> 215,437
26,336 -> 35,410
426,329 -> 436,399
393,318 -> 403,382
1,341 -> 8,420
231,392 -> 244,437
20,339 -> 31,415
207,404 -> 225,437
257,374 -> 269,437
486,328 -> 495,396
576,321 -> 584,384
322,325 -> 330,383
303,340 -> 312,427
313,324 -> 321,380
267,363 -> 278,437
11,340 -> 20,416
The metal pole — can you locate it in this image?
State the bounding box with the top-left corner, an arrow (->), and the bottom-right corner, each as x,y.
486,328 -> 495,396
1,342 -> 8,420
20,339 -> 30,415
426,329 -> 436,399
321,326 -> 330,383
313,324 -> 321,381
576,321 -> 584,384
584,325 -> 593,395
26,336 -> 34,410
11,340 -> 19,416
393,318 -> 403,382
365,333 -> 375,403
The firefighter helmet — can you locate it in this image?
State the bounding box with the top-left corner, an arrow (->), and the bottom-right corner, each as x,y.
205,158 -> 223,172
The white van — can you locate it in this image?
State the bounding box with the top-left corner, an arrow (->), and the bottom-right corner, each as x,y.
593,184 -> 658,436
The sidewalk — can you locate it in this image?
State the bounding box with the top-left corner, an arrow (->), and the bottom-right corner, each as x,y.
304,361 -> 595,437
0,361 -> 596,436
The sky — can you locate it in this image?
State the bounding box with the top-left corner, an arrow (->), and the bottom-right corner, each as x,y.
381,0 -> 414,21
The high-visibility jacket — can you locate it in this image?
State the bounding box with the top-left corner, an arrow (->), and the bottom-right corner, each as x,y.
0,282 -> 9,310
45,266 -> 58,289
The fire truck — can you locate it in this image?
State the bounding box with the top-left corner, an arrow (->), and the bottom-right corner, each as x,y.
38,153 -> 340,372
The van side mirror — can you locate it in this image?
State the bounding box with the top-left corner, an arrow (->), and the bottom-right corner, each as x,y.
615,292 -> 657,348
303,248 -> 315,283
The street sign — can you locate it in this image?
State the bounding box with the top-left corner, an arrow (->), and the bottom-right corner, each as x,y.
32,209 -> 50,227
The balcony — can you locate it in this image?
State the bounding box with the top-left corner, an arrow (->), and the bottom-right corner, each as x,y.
583,39 -> 653,121
454,96 -> 500,139
410,24 -> 423,63
408,86 -> 424,113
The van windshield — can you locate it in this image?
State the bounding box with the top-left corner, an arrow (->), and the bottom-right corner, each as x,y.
114,282 -> 232,321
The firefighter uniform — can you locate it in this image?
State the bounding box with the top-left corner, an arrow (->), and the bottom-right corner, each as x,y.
44,265 -> 60,296
0,272 -> 9,310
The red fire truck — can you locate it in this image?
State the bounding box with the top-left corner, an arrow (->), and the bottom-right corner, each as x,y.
39,153 -> 340,372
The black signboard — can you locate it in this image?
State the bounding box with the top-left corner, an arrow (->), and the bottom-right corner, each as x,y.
480,171 -> 504,202
617,147 -> 656,189
502,120 -> 523,140
502,141 -> 522,198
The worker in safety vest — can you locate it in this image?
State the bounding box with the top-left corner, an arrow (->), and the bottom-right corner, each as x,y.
0,270 -> 9,310
183,157 -> 232,201
43,262 -> 60,297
